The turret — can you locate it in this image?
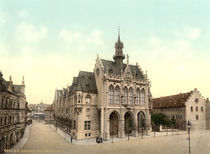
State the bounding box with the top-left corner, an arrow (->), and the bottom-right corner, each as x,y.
113,27 -> 125,70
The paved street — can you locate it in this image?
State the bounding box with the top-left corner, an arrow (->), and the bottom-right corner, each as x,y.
10,121 -> 210,154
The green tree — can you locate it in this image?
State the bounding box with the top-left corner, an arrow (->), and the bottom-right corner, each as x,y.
151,112 -> 167,131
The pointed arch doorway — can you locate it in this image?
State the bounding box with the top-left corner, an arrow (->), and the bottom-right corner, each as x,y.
138,111 -> 145,133
124,112 -> 133,134
110,112 -> 119,137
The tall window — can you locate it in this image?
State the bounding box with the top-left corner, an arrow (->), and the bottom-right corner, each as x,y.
201,106 -> 203,112
85,95 -> 91,104
115,86 -> 120,105
140,89 -> 145,105
84,121 -> 91,130
128,88 -> 133,105
109,85 -> 114,105
191,106 -> 193,112
123,87 -> 128,104
196,115 -> 199,120
73,120 -> 76,129
136,88 -> 140,105
196,106 -> 198,112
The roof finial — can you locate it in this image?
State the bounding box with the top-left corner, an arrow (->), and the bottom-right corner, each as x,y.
146,70 -> 148,79
22,76 -> 25,85
118,26 -> 120,42
9,75 -> 12,82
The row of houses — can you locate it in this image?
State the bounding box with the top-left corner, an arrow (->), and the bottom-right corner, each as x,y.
0,72 -> 31,153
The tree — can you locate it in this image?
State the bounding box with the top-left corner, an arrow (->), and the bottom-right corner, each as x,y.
151,112 -> 167,131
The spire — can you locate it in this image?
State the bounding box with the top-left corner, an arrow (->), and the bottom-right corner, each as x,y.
113,27 -> 125,69
118,26 -> 120,42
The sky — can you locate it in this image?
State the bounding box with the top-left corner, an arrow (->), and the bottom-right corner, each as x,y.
0,0 -> 210,104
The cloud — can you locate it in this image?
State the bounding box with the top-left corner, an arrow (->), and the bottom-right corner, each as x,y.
184,27 -> 201,40
0,12 -> 7,25
87,29 -> 103,45
18,10 -> 30,18
59,29 -> 83,43
16,22 -> 48,43
150,35 -> 161,46
59,29 -> 103,45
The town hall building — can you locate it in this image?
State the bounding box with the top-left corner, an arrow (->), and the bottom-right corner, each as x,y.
53,32 -> 152,140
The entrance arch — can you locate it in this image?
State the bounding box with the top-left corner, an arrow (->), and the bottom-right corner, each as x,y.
124,112 -> 133,134
110,112 -> 119,136
138,111 -> 145,133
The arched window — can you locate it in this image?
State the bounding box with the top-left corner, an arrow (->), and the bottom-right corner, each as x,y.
85,95 -> 91,104
123,87 -> 128,104
109,85 -> 114,105
128,88 -> 133,105
115,86 -> 120,105
136,88 -> 140,105
140,89 -> 145,105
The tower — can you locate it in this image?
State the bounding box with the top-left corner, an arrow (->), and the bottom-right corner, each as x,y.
113,28 -> 125,70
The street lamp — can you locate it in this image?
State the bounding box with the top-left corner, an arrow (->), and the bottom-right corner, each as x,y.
187,121 -> 191,154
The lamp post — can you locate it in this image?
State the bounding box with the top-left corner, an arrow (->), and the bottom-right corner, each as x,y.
187,121 -> 191,154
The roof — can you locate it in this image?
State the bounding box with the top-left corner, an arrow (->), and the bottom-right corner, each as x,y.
69,71 -> 97,94
101,59 -> 144,79
152,91 -> 193,108
45,104 -> 53,111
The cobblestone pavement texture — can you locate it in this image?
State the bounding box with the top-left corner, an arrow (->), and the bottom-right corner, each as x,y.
7,121 -> 210,154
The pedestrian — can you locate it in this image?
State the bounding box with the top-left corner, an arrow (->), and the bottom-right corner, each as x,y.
71,136 -> 73,143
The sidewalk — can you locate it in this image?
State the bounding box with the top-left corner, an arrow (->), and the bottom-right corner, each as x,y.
6,124 -> 32,154
49,124 -> 189,145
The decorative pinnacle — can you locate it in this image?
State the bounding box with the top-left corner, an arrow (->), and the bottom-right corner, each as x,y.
127,54 -> 129,64
118,26 -> 120,42
9,75 -> 12,82
22,76 -> 25,85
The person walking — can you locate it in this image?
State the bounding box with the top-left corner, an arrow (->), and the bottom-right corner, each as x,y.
71,136 -> 73,143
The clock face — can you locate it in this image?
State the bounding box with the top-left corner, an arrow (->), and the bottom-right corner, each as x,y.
96,68 -> 100,76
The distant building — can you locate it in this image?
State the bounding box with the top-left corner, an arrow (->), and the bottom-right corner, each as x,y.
152,88 -> 207,131
0,72 -> 29,153
206,98 -> 210,129
44,104 -> 53,124
53,33 -> 152,140
29,102 -> 49,121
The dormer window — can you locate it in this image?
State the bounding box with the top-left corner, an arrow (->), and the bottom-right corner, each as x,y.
85,95 -> 91,104
86,84 -> 90,89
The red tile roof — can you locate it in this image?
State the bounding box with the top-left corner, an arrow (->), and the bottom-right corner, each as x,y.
152,91 -> 193,108
45,104 -> 53,111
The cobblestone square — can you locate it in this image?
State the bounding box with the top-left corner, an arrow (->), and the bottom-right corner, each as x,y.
8,121 -> 210,154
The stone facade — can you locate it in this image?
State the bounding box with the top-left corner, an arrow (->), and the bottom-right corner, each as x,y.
53,33 -> 152,140
44,104 -> 54,124
153,88 -> 208,131
0,72 -> 28,153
